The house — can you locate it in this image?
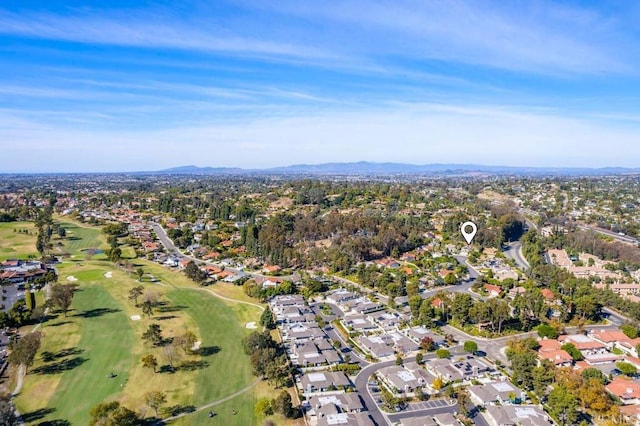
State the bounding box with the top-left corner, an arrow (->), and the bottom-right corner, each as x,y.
508,286 -> 526,300
377,363 -> 435,396
405,326 -> 446,347
0,260 -> 51,283
317,412 -> 374,426
541,288 -> 555,301
356,335 -> 394,358
343,315 -> 377,332
468,380 -> 525,407
283,323 -> 326,342
537,339 -> 573,367
433,413 -> 460,426
308,393 -> 365,416
400,417 -> 438,426
484,405 -> 551,426
142,242 -> 159,252
484,284 -> 502,298
591,330 -> 632,350
263,264 -> 282,274
369,312 -> 401,330
326,289 -> 359,305
559,334 -> 607,356
261,277 -> 284,288
617,337 -> 640,357
539,349 -> 573,367
178,259 -> 191,270
426,357 -> 493,383
375,258 -> 400,268
300,372 -> 352,394
606,377 -> 640,405
432,298 -> 445,309
619,404 -> 640,426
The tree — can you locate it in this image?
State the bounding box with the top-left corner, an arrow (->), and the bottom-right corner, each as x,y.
135,268 -> 144,281
50,284 -> 75,317
561,342 -> 584,361
581,367 -> 606,385
547,385 -> 579,426
415,352 -> 423,364
175,330 -> 197,354
106,246 -> 122,263
435,349 -> 450,359
141,354 -> 158,373
532,359 -> 556,399
444,272 -> 457,285
420,336 -> 436,351
89,401 -> 141,426
142,324 -> 163,346
141,300 -> 154,317
506,339 -> 538,390
145,391 -> 166,417
8,331 -> 41,374
24,289 -> 35,311
273,390 -> 295,418
255,398 -> 273,416
162,344 -> 181,369
56,226 -> 66,238
463,341 -> 478,354
616,361 -> 637,377
260,308 -> 276,330
395,354 -> 403,366
621,324 -> 639,339
432,376 -> 445,390
537,323 -> 559,339
128,286 -> 144,306
0,395 -> 17,425
456,388 -> 471,416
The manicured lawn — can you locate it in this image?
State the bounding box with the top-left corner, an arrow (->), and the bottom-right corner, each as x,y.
167,289 -> 258,418
56,221 -> 107,257
17,284 -> 134,425
0,221 -> 37,260
14,219 -> 267,425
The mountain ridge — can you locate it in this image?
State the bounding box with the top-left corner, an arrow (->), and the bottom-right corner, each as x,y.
157,162 -> 640,176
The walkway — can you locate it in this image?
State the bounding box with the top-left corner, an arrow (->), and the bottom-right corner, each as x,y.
159,378 -> 261,423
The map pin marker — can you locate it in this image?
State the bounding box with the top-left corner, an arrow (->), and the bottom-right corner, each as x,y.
461,221 -> 477,244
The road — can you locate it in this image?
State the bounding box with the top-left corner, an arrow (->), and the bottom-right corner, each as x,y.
353,354 -> 459,426
578,224 -> 639,245
150,222 -> 295,281
504,241 -> 530,270
308,301 -> 370,367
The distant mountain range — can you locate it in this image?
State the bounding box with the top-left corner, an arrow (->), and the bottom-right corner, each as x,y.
158,162 -> 640,176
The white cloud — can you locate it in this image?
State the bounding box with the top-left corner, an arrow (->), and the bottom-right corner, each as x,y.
2,104 -> 638,172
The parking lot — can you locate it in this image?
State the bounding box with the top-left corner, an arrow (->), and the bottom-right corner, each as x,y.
405,398 -> 454,411
367,382 -> 455,412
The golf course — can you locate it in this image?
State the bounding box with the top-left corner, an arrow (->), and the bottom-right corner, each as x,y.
8,220 -> 279,425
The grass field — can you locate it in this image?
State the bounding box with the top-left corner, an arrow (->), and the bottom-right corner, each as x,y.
13,219 -> 271,425
0,221 -> 38,261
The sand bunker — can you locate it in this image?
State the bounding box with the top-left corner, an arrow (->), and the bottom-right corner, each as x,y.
130,315 -> 141,321
245,322 -> 257,329
66,276 -> 78,282
104,271 -> 113,278
192,341 -> 202,351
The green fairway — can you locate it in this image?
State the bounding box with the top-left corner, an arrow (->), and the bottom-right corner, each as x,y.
167,289 -> 258,426
19,284 -> 133,425
57,221 -> 107,257
13,219 -> 267,425
0,221 -> 37,260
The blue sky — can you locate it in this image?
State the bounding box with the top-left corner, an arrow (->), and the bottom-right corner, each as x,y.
1,0 -> 640,172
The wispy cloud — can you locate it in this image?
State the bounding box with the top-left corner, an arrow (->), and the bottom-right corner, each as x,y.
3,103 -> 639,172
0,1 -> 633,76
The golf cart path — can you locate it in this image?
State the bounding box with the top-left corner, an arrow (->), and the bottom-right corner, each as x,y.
161,377 -> 261,423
